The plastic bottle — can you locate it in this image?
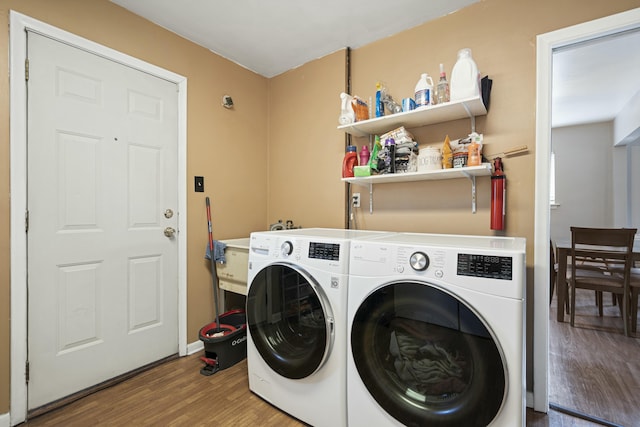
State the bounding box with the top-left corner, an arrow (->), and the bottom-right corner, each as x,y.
467,138 -> 481,166
450,48 -> 480,101
414,73 -> 434,107
359,145 -> 370,167
435,63 -> 450,105
375,82 -> 384,117
342,145 -> 358,178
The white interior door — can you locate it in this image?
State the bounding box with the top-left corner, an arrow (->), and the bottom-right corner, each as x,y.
26,31 -> 179,409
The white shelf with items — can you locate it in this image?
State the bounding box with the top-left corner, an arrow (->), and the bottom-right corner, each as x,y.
342,163 -> 492,214
337,95 -> 487,137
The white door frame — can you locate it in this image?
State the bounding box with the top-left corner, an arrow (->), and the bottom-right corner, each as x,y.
9,11 -> 188,425
533,7 -> 640,413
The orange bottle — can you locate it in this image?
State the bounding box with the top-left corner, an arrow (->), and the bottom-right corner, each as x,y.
467,137 -> 481,167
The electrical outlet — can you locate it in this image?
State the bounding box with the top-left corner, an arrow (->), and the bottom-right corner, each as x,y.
352,193 -> 361,208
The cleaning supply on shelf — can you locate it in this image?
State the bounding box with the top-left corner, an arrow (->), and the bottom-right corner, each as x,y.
435,63 -> 450,104
354,165 -> 371,177
466,132 -> 483,166
442,135 -> 453,169
402,97 -> 416,112
338,92 -> 355,125
342,145 -> 358,178
414,73 -> 434,107
418,146 -> 442,172
368,135 -> 382,173
375,82 -> 385,117
382,138 -> 396,174
450,48 -> 480,101
359,145 -> 370,166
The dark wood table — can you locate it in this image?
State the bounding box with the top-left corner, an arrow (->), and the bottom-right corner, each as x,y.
555,239 -> 640,322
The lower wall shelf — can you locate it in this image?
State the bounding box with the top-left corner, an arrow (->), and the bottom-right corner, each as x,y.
342,163 -> 492,213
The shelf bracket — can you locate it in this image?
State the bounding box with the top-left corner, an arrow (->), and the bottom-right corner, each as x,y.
368,183 -> 373,214
460,171 -> 477,213
461,102 -> 476,133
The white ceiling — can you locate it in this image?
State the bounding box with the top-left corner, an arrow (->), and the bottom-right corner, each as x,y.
110,0 -> 640,128
552,29 -> 640,128
110,0 -> 479,78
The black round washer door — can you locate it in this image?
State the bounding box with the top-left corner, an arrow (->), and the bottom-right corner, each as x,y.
247,263 -> 333,379
351,281 -> 506,427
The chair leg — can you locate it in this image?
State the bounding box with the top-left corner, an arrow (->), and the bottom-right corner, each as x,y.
623,293 -> 629,337
632,289 -> 638,333
597,291 -> 603,317
570,282 -> 576,327
565,283 -> 570,314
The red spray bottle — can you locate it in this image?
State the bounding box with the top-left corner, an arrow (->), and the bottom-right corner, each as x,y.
491,157 -> 506,230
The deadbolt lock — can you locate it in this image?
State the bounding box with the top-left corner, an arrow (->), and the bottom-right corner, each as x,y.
164,209 -> 174,219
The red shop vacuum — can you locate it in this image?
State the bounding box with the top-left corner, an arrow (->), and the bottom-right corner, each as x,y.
198,196 -> 247,376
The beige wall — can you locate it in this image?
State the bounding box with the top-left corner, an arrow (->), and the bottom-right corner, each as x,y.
0,0 -> 268,413
2,0 -> 640,418
268,51 -> 347,229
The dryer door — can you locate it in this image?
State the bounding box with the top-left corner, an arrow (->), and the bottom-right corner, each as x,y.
351,281 -> 506,427
247,262 -> 334,379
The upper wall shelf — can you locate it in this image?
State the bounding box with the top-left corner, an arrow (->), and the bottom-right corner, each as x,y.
337,95 -> 487,137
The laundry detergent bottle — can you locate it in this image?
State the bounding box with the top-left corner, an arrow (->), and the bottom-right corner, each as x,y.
414,73 -> 434,107
342,145 -> 358,178
450,48 -> 480,101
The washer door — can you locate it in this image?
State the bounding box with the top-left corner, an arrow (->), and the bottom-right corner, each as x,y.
247,263 -> 334,379
351,281 -> 506,427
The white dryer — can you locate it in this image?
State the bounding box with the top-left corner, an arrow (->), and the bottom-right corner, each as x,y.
347,233 -> 526,427
246,228 -> 391,427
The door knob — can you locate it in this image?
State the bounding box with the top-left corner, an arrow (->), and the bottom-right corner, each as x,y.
164,227 -> 176,238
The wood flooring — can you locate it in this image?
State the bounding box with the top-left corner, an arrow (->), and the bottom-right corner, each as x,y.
20,288 -> 640,426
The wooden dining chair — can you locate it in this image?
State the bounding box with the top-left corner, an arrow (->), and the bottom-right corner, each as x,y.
569,227 -> 637,336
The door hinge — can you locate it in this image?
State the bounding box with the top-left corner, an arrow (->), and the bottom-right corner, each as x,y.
25,210 -> 29,233
25,58 -> 29,81
25,361 -> 30,384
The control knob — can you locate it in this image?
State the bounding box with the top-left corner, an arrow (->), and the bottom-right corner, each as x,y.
281,241 -> 293,257
410,251 -> 429,271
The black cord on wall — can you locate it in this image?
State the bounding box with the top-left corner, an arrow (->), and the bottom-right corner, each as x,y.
344,47 -> 352,229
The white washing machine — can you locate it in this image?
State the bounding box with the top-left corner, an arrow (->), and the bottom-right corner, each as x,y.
347,232 -> 526,427
246,228 -> 392,427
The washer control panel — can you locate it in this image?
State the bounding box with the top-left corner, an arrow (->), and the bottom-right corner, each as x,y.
457,253 -> 513,280
308,241 -> 340,261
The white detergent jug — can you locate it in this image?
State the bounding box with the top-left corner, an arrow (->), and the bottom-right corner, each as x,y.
338,92 -> 355,125
450,48 -> 480,101
414,73 -> 434,107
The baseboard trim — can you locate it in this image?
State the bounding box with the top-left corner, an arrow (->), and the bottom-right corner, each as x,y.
187,340 -> 204,355
0,412 -> 10,427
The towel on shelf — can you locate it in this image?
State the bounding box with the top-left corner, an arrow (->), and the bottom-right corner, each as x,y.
204,240 -> 227,264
